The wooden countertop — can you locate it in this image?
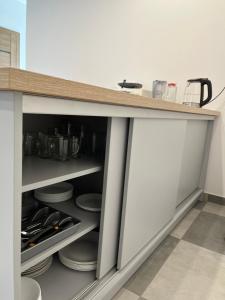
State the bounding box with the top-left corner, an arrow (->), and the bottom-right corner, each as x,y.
0,68 -> 219,116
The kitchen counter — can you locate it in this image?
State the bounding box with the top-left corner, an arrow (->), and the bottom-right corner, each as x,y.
0,68 -> 219,300
0,67 -> 219,116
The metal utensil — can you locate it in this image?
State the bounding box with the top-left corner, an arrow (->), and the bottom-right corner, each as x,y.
21,225 -> 56,251
37,216 -> 74,243
31,207 -> 50,223
22,211 -> 61,237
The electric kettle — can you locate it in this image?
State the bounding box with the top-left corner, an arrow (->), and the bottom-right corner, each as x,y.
183,78 -> 212,107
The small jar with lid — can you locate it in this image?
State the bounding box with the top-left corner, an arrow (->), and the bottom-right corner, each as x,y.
165,83 -> 177,102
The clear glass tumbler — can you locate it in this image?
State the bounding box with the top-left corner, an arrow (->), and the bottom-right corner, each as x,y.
53,136 -> 69,161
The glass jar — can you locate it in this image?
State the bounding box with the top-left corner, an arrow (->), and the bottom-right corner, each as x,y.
165,83 -> 177,102
152,80 -> 167,99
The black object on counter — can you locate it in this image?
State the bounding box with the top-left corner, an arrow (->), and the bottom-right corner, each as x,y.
187,78 -> 212,107
118,79 -> 143,89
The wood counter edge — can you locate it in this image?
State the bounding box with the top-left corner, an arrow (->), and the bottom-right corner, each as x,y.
0,68 -> 220,117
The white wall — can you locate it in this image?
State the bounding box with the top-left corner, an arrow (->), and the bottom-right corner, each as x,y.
0,0 -> 27,68
27,0 -> 225,196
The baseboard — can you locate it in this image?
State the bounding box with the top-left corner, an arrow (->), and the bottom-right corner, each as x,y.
207,193 -> 225,206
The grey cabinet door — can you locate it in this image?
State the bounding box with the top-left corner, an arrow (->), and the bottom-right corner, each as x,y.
118,118 -> 186,269
97,117 -> 128,278
176,120 -> 208,206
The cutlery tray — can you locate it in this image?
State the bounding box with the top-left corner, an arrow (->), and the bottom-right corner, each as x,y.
21,202 -> 81,262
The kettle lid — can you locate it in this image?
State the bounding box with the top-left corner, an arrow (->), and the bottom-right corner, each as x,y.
118,79 -> 143,89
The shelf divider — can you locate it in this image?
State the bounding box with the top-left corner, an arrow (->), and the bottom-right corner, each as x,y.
22,156 -> 102,192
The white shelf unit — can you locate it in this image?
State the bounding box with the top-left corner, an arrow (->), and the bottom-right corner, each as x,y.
19,115 -> 125,300
35,256 -> 97,300
21,199 -> 100,272
22,156 -> 103,192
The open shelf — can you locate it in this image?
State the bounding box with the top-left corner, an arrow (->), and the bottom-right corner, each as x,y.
21,199 -> 100,272
22,156 -> 102,192
35,256 -> 96,300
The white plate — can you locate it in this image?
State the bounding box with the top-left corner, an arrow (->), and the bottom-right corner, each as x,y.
59,239 -> 98,264
59,255 -> 97,272
22,256 -> 53,278
23,257 -> 50,272
24,260 -> 52,278
21,277 -> 42,300
58,252 -> 97,266
34,182 -> 73,203
76,193 -> 102,212
23,257 -> 50,273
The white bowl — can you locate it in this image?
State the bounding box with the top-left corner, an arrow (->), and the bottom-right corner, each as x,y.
21,277 -> 42,300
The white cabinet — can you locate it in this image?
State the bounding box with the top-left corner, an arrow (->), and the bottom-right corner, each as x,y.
0,90 -> 216,300
0,93 -> 22,300
118,118 -> 186,269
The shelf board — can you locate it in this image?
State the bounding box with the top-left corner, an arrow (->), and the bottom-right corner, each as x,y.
22,156 -> 102,192
35,256 -> 96,300
21,199 -> 100,272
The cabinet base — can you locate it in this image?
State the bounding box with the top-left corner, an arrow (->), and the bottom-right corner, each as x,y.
85,188 -> 202,300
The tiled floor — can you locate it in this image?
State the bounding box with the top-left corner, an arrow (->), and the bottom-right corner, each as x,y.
113,199 -> 225,300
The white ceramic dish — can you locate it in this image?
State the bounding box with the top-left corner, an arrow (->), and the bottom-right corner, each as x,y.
59,238 -> 98,271
59,254 -> 97,271
59,240 -> 98,263
24,257 -> 50,272
76,193 -> 102,212
22,256 -> 53,278
34,182 -> 73,203
21,277 -> 42,300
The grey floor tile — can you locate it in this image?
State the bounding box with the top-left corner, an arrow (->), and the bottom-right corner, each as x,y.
194,200 -> 206,210
171,208 -> 200,239
143,240 -> 225,300
183,211 -> 225,255
112,288 -> 139,300
125,236 -> 179,296
203,202 -> 225,217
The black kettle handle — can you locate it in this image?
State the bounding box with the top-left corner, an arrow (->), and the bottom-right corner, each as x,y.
200,79 -> 212,107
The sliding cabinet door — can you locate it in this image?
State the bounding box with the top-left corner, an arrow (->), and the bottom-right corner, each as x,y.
176,120 -> 208,206
97,118 -> 128,278
118,118 -> 186,269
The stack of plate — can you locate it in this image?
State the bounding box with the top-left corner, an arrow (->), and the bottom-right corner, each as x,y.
59,237 -> 98,271
21,277 -> 42,300
22,256 -> 53,278
34,182 -> 73,203
76,193 -> 102,212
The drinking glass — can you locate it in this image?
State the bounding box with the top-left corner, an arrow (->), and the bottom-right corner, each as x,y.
37,132 -> 55,159
70,136 -> 80,158
53,136 -> 69,161
23,132 -> 35,156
